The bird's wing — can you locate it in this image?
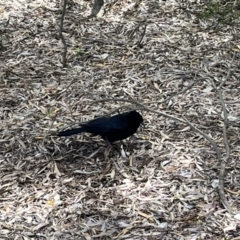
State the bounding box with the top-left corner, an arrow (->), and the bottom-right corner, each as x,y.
80,115 -> 129,133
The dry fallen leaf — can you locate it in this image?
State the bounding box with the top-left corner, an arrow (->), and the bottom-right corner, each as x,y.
0,0 -> 239,239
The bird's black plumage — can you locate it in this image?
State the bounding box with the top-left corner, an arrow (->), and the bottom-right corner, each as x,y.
58,110 -> 143,143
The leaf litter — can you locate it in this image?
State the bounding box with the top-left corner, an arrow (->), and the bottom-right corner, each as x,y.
0,0 -> 240,239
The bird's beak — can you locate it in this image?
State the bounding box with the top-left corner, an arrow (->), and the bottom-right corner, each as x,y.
141,122 -> 146,128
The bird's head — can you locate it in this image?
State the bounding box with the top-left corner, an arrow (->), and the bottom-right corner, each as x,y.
128,110 -> 144,126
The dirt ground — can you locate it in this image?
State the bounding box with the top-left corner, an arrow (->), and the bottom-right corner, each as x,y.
0,0 -> 240,239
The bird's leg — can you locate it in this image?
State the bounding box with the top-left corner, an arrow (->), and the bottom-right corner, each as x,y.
104,144 -> 111,160
101,146 -> 112,182
105,137 -> 111,146
104,137 -> 112,160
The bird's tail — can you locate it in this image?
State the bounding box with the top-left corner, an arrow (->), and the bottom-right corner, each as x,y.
58,127 -> 85,136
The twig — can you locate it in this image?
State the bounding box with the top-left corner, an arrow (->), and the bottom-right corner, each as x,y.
219,52 -> 236,88
211,79 -> 232,212
128,25 -> 140,40
182,117 -> 222,162
149,74 -> 200,105
91,98 -> 188,124
137,24 -> 147,47
59,0 -> 67,67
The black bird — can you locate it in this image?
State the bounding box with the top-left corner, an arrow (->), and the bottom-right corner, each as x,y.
58,110 -> 143,143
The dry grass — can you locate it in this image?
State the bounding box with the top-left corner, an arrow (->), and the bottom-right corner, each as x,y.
1,0 -> 240,239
